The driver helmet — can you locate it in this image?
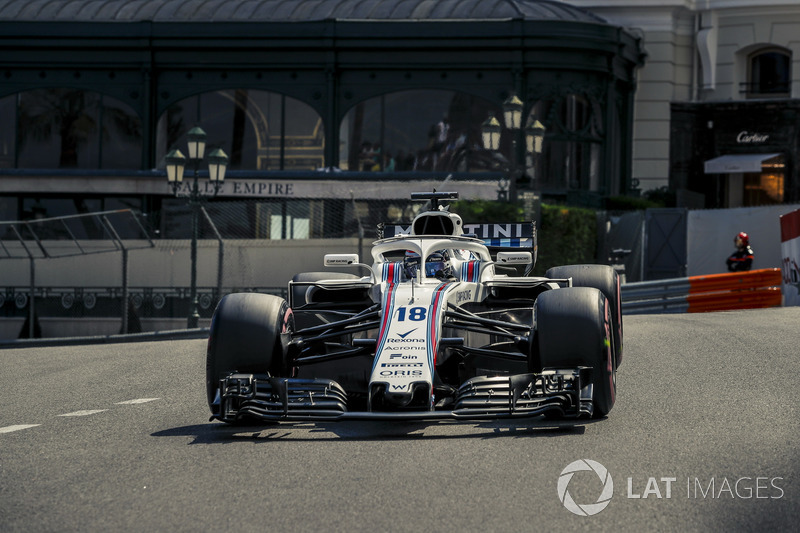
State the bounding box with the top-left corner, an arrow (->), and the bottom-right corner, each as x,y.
735,232 -> 749,247
425,250 -> 452,279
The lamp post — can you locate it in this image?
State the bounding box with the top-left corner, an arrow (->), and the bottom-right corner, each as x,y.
525,119 -> 546,190
165,126 -> 229,329
481,94 -> 546,200
480,113 -> 505,200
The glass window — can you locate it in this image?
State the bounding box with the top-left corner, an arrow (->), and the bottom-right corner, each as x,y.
341,97 -> 382,171
0,196 -> 17,221
283,97 -> 325,170
339,90 -> 500,172
103,197 -> 143,212
747,49 -> 791,97
21,197 -> 102,220
101,99 -> 143,169
15,89 -> 141,169
158,199 -> 315,240
560,94 -> 590,133
0,95 -> 15,168
156,90 -> 324,171
744,173 -> 784,205
531,93 -> 604,194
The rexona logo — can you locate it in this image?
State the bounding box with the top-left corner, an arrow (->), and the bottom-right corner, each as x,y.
557,459 -> 614,516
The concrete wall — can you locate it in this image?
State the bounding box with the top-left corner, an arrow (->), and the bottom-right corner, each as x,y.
0,317 -> 193,340
1,238 -> 362,339
2,237 -> 362,289
687,203 -> 800,276
564,2 -> 699,192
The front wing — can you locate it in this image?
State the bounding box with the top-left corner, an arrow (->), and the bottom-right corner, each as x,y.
212,368 -> 595,423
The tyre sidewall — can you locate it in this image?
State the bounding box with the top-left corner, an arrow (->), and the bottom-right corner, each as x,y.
546,264 -> 623,367
206,293 -> 293,412
536,287 -> 616,417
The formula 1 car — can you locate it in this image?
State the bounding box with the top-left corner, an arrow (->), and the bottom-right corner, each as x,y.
206,191 -> 622,423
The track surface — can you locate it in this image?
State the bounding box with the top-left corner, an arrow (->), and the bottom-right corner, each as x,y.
1,308 -> 798,532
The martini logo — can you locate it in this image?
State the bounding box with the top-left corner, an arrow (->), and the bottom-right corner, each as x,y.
557,459 -> 614,516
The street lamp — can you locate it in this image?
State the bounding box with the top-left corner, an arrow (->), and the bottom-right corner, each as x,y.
481,113 -> 506,200
481,93 -> 546,199
481,113 -> 502,152
165,126 -> 229,328
525,119 -> 546,190
503,93 -> 523,130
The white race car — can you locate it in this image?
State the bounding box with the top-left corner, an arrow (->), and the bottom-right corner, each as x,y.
207,191 -> 621,423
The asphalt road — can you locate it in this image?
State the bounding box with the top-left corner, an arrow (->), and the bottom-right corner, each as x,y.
1,308 -> 798,532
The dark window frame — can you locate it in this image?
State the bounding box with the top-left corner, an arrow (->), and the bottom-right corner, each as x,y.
741,48 -> 791,98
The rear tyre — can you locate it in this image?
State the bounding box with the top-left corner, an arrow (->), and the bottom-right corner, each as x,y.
206,293 -> 294,417
545,264 -> 623,367
535,287 -> 616,418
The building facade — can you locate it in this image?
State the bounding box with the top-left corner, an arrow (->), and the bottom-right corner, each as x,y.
565,0 -> 800,207
0,0 -> 645,234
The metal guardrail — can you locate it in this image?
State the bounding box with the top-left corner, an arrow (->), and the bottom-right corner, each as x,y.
621,268 -> 783,314
621,278 -> 691,314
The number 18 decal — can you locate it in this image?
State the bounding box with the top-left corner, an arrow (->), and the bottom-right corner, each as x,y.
396,307 -> 427,321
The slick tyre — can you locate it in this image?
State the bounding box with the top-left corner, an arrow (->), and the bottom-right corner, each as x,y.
535,287 -> 616,418
545,264 -> 623,367
206,293 -> 294,417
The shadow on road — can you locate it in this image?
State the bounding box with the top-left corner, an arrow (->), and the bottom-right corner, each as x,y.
152,417 -> 598,444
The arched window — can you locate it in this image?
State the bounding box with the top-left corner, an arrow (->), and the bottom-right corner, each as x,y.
0,94 -> 16,169
745,48 -> 791,98
529,92 -> 604,196
8,89 -> 141,169
156,90 -> 324,171
339,90 -> 500,172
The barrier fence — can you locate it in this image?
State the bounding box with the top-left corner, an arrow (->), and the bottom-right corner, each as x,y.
621,268 -> 783,314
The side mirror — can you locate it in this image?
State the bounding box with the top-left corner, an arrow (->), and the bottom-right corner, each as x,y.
324,254 -> 359,267
323,253 -> 375,283
495,251 -> 532,265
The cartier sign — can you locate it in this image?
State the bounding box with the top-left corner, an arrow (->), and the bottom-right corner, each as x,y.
736,131 -> 769,144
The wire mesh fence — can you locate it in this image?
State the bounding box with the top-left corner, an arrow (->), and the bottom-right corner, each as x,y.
1,179 -> 648,339
1,178 -> 503,338
1,209 -> 155,339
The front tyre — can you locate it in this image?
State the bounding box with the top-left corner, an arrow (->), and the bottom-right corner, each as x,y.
545,264 -> 623,367
535,287 -> 616,418
206,293 -> 294,417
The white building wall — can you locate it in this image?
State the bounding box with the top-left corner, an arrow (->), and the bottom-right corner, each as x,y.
562,0 -> 800,193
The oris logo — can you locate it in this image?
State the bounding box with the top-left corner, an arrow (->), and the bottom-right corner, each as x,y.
557,459 -> 614,516
379,370 -> 423,378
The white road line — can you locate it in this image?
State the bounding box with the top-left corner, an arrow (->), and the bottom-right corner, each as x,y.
0,424 -> 41,434
3,400 -> 161,432
58,410 -> 108,417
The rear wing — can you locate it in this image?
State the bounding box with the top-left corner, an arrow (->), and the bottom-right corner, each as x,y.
380,221 -> 537,266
